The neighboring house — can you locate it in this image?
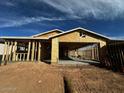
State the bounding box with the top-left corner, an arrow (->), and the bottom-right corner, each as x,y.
0,27 -> 111,64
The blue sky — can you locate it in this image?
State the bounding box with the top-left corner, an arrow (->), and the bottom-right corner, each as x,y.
0,0 -> 124,39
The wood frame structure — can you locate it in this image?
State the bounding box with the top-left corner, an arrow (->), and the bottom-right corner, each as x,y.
0,27 -> 110,64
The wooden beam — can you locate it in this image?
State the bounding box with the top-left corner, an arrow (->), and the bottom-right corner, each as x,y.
12,41 -> 17,61
5,42 -> 10,62
38,42 -> 41,62
27,41 -> 31,61
23,53 -> 26,61
19,54 -> 22,61
9,42 -> 13,61
94,46 -> 96,60
2,41 -> 7,62
51,38 -> 59,64
96,44 -> 99,60
31,41 -> 35,61
35,41 -> 37,61
92,47 -> 95,60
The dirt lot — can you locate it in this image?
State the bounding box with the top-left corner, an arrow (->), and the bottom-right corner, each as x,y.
0,62 -> 124,93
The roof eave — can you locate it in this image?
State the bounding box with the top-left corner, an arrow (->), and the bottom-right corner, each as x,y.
49,27 -> 110,40
32,29 -> 63,37
0,36 -> 48,40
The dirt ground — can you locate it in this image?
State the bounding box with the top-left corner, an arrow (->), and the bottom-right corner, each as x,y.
0,62 -> 124,93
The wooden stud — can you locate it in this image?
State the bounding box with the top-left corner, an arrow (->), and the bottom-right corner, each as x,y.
27,41 -> 31,61
92,47 -> 95,60
38,42 -> 41,62
9,42 -> 13,61
12,41 -> 17,61
35,41 -> 37,61
2,41 -> 7,62
5,42 -> 10,62
23,53 -> 25,61
31,41 -> 35,61
51,38 -> 59,63
94,45 -> 97,60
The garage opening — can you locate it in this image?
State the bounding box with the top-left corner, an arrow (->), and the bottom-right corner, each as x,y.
59,42 -> 100,64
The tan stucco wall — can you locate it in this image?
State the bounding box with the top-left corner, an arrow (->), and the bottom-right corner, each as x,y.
51,38 -> 59,63
58,31 -> 107,48
34,31 -> 60,38
51,31 -> 107,63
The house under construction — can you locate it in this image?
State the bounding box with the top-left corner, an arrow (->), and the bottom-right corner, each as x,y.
0,27 -> 111,64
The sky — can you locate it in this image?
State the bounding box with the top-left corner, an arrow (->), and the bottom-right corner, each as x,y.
0,0 -> 124,40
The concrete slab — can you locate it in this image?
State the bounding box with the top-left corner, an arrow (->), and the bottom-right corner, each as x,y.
58,59 -> 100,65
44,59 -> 100,65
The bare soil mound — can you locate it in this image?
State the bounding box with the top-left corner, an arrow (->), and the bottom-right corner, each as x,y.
0,62 -> 64,93
0,62 -> 124,93
59,65 -> 124,93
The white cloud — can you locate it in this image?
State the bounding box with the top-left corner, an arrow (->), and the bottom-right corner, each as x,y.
41,0 -> 124,19
1,0 -> 124,28
5,2 -> 15,6
0,16 -> 64,28
110,36 -> 124,40
0,1 -> 15,6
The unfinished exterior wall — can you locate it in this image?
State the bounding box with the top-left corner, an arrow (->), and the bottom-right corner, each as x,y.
1,40 -> 43,64
1,28 -> 109,64
51,38 -> 59,64
0,43 -> 4,55
58,31 -> 106,48
34,31 -> 61,38
68,44 -> 99,61
51,30 -> 108,63
0,43 -> 4,62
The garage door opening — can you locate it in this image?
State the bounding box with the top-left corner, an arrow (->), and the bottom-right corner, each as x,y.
59,42 -> 100,64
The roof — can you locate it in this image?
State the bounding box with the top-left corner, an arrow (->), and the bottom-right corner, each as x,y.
0,29 -> 63,40
0,36 -> 48,40
0,27 -> 111,41
32,29 -> 63,37
50,27 -> 110,40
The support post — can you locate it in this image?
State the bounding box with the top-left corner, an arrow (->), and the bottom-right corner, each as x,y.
35,41 -> 37,61
2,41 -> 7,62
92,47 -> 95,60
9,42 -> 13,61
12,41 -> 17,61
5,42 -> 10,62
31,41 -> 35,61
23,53 -> 25,61
38,42 -> 41,62
27,41 -> 31,61
19,54 -> 22,61
51,38 -> 59,64
96,44 -> 99,60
